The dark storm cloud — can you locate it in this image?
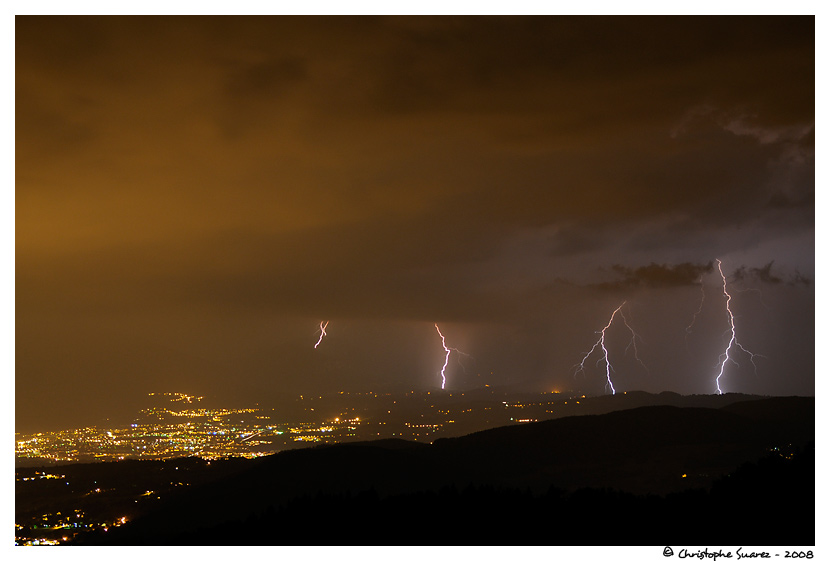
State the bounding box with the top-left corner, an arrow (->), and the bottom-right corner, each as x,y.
546,225 -> 608,257
768,189 -> 814,209
16,16 -> 814,249
15,100 -> 98,157
593,262 -> 714,291
732,261 -> 783,285
791,271 -> 812,287
225,58 -> 307,99
365,16 -> 812,118
15,15 -> 815,288
220,56 -> 308,136
731,261 -> 814,288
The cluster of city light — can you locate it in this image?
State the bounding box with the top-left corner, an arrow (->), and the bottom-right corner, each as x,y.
17,389 -> 671,547
16,389 -> 627,469
14,506 -> 131,546
16,403 -> 373,463
148,392 -> 202,403
16,471 -> 65,481
167,407 -> 258,418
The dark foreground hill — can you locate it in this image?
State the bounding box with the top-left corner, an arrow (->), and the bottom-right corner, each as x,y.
81,397 -> 814,545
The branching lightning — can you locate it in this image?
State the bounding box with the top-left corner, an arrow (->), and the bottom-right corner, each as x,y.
573,301 -> 647,395
714,259 -> 763,395
434,324 -> 468,390
685,274 -> 708,355
314,321 -> 329,349
453,349 -> 474,373
686,275 -> 707,336
736,287 -> 771,310
619,307 -> 649,374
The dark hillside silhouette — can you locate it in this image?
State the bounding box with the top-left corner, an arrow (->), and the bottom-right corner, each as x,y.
80,397 -> 813,545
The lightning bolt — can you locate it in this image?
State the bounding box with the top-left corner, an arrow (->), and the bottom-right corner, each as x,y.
686,275 -> 707,335
314,321 -> 329,349
434,323 -> 468,390
573,303 -> 623,395
619,306 -> 648,374
736,287 -> 771,310
685,274 -> 708,355
436,325 -> 451,390
453,349 -> 474,373
573,301 -> 647,395
714,259 -> 763,395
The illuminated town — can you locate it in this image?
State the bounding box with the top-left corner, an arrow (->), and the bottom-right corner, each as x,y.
15,388 -> 812,546
15,388 -> 582,545
16,390 -> 578,465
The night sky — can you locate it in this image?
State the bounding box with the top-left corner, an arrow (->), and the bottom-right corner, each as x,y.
15,16 -> 815,433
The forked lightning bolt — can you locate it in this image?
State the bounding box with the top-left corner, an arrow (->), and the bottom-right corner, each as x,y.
314,321 -> 329,349
434,324 -> 468,390
573,302 -> 646,395
619,307 -> 649,373
714,260 -> 763,394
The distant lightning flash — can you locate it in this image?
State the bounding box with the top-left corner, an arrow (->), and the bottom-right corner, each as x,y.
434,323 -> 469,390
685,274 -> 707,355
714,260 -> 762,395
453,348 -> 474,373
435,324 -> 451,389
314,321 -> 329,349
736,286 -> 771,310
574,301 -> 647,395
687,275 -> 707,336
